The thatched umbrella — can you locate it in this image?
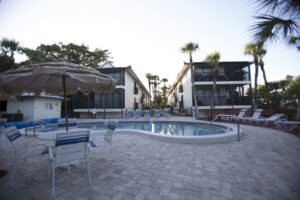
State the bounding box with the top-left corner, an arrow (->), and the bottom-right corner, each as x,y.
0,62 -> 116,131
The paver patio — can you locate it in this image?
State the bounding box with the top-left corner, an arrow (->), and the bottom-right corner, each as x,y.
0,122 -> 300,200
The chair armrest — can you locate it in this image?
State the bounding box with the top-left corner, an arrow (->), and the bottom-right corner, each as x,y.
88,143 -> 93,151
48,147 -> 54,161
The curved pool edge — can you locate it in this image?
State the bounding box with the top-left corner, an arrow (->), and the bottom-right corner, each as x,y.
110,120 -> 237,144
20,117 -> 240,144
85,118 -> 240,144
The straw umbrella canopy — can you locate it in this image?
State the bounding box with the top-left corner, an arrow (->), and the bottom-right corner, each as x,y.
0,62 -> 116,131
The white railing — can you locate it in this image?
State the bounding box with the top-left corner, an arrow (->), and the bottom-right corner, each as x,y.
25,119 -> 56,136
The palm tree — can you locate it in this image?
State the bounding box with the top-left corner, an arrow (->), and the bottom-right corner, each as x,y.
145,73 -> 152,94
251,0 -> 300,49
181,42 -> 199,118
152,75 -> 160,108
161,78 -> 168,108
257,48 -> 269,104
287,76 -> 300,121
258,48 -> 267,87
0,38 -> 21,69
145,73 -> 153,108
244,43 -> 266,108
205,51 -> 220,119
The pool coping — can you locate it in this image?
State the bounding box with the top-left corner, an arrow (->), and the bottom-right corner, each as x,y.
22,117 -> 239,144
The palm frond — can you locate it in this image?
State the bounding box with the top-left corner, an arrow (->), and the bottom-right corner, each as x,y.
254,0 -> 300,18
181,42 -> 199,53
204,51 -> 220,65
251,14 -> 299,45
289,35 -> 300,50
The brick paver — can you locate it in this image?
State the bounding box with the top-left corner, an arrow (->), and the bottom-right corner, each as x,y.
0,120 -> 299,200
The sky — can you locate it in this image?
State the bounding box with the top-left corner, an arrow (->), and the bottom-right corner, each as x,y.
0,0 -> 299,89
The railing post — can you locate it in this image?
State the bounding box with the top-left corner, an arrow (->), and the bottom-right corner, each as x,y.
237,121 -> 240,142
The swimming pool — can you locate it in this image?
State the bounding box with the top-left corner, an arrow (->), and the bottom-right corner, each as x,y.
78,121 -> 228,136
31,119 -> 238,144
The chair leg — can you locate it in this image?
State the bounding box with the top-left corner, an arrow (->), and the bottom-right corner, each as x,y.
87,160 -> 91,185
1,132 -> 7,150
52,166 -> 55,196
9,157 -> 18,183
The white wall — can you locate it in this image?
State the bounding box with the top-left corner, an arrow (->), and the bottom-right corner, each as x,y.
182,70 -> 193,108
124,70 -> 135,109
6,97 -> 62,120
33,98 -> 61,120
7,98 -> 34,120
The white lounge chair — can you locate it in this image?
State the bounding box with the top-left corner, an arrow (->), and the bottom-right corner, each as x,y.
275,120 -> 300,132
163,108 -> 171,117
154,109 -> 161,117
221,109 -> 248,121
124,110 -> 134,118
251,114 -> 284,126
242,109 -> 263,124
134,109 -> 141,118
48,130 -> 92,195
143,110 -> 150,118
4,126 -> 47,183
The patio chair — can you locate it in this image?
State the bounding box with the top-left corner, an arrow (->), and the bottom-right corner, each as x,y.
143,110 -> 150,118
0,118 -> 7,149
3,126 -> 47,183
124,110 -> 134,118
251,113 -> 284,126
275,120 -> 300,132
154,109 -> 161,117
58,118 -> 77,128
163,108 -> 171,117
90,123 -> 116,153
241,109 -> 263,124
134,109 -> 141,118
221,109 -> 248,121
48,130 -> 91,195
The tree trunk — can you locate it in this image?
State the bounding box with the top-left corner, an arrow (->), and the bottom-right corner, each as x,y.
260,63 -> 268,87
259,62 -> 269,105
297,98 -> 300,121
148,80 -> 152,109
190,53 -> 198,118
253,57 -> 259,109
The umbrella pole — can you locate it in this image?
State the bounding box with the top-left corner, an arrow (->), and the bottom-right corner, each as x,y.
63,75 -> 69,132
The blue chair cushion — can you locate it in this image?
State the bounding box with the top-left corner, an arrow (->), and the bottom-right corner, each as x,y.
56,134 -> 89,146
107,124 -> 116,130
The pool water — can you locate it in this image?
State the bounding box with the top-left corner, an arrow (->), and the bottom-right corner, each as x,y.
77,121 -> 227,136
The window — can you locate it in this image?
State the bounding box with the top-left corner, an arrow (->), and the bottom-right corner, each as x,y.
178,84 -> 183,93
45,103 -> 53,110
134,82 -> 139,95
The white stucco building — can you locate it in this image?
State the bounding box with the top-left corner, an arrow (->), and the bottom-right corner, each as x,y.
168,61 -> 253,117
6,95 -> 63,120
73,62 -> 151,118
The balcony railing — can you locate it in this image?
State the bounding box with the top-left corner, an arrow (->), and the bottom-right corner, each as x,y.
194,72 -> 249,82
196,96 -> 251,106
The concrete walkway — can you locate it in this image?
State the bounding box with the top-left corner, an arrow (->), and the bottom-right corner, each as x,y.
0,124 -> 299,200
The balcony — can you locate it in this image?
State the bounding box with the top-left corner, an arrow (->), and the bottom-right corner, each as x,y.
196,96 -> 251,106
194,72 -> 249,82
